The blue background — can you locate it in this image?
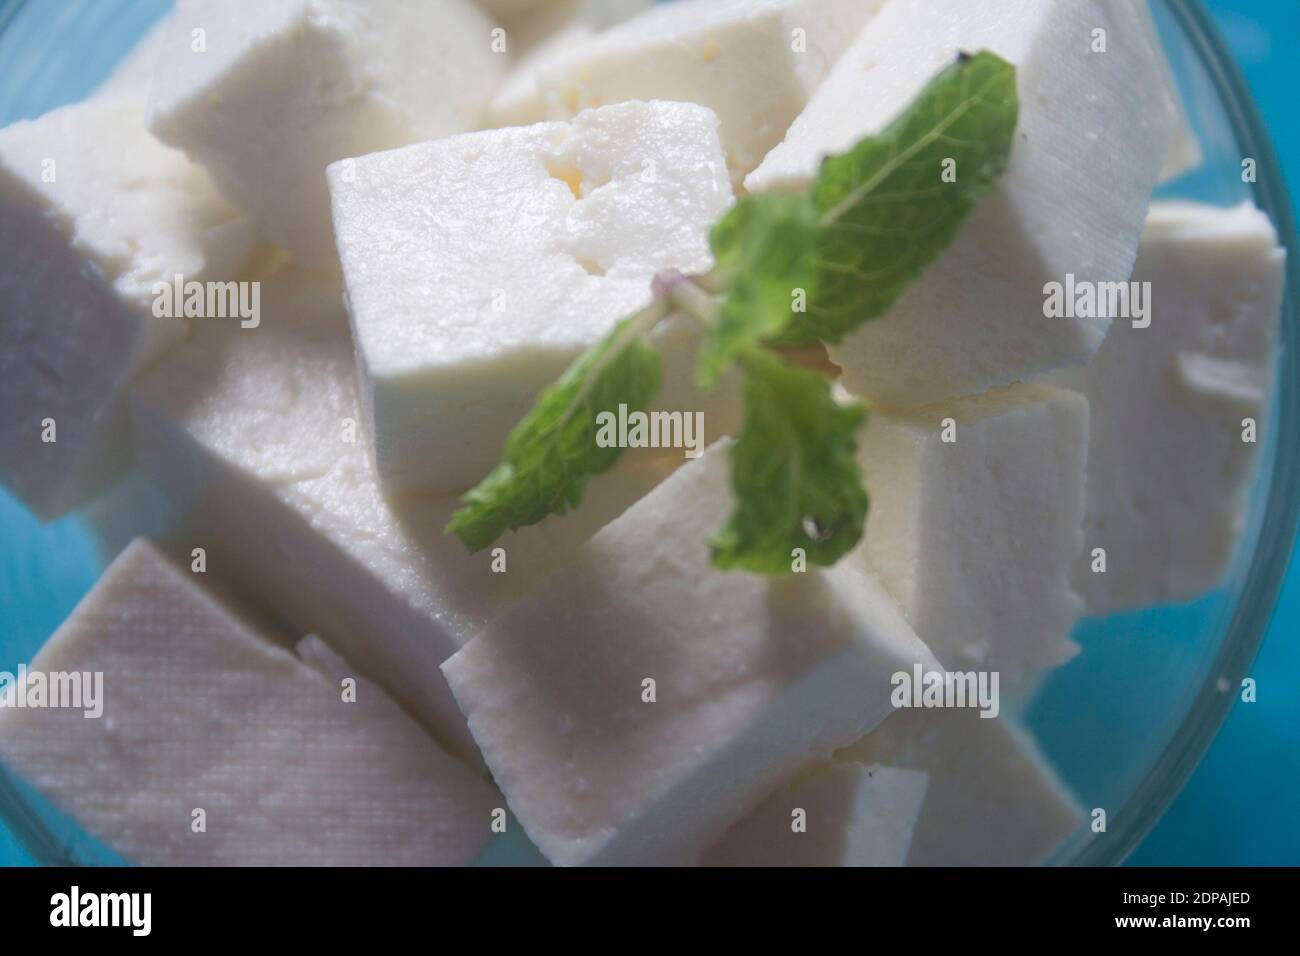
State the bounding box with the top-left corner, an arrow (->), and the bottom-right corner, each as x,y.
1127,0 -> 1300,866
0,0 -> 1297,866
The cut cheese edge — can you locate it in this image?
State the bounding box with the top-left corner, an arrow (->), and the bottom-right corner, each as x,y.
444,443 -> 939,866
130,266 -> 686,759
1047,201 -> 1284,613
840,708 -> 1083,866
855,383 -> 1088,684
0,539 -> 498,867
0,83 -> 260,519
750,0 -> 1177,408
703,763 -> 927,867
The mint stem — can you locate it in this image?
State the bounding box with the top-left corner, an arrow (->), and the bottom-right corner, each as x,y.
652,268 -> 719,330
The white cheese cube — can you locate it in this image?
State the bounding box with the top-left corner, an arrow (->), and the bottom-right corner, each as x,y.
1136,0 -> 1201,182
329,100 -> 739,495
442,443 -> 939,866
703,763 -> 927,867
749,0 -> 1178,408
146,0 -> 504,264
130,268 -> 684,758
536,0 -> 883,182
1048,202 -> 1284,614
485,2 -> 652,128
855,383 -> 1088,684
481,0 -> 649,35
0,88 -> 261,520
487,23 -> 596,128
841,709 -> 1083,865
0,540 -> 498,867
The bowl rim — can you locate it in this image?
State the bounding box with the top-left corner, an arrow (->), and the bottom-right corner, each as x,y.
1058,0 -> 1300,866
0,0 -> 1296,867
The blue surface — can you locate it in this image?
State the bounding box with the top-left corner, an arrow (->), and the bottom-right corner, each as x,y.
0,0 -> 1296,866
1128,0 -> 1300,866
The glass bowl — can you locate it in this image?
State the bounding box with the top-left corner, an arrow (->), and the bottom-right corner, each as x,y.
0,0 -> 1295,866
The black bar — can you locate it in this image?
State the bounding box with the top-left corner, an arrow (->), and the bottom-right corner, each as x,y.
0,866 -> 1285,940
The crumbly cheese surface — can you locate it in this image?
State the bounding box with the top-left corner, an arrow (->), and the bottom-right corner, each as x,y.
330,99 -> 737,494
535,0 -> 882,182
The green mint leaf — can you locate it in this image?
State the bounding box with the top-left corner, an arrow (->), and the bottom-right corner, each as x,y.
696,192 -> 818,389
447,314 -> 663,552
787,49 -> 1018,345
711,349 -> 867,573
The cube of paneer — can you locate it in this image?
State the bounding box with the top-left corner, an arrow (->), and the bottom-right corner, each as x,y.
487,22 -> 596,128
1048,202 -> 1285,614
0,540 -> 498,866
535,0 -> 883,182
442,443 -> 939,866
146,0 -> 504,263
328,100 -> 739,495
485,1 -> 652,128
1136,0 -> 1202,182
130,268 -> 683,759
481,0 -> 650,38
855,383 -> 1089,684
0,87 -> 260,520
841,708 -> 1083,865
749,0 -> 1178,408
702,763 -> 927,867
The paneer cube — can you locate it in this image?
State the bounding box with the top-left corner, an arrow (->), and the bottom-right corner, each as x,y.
0,540 -> 498,867
328,100 -> 739,495
856,384 -> 1088,684
1136,0 -> 1202,182
485,1 -> 654,127
841,708 -> 1083,865
1048,202 -> 1285,613
146,0 -> 504,263
749,0 -> 1178,407
703,763 -> 927,867
130,268 -> 682,758
487,22 -> 596,128
442,443 -> 939,866
0,87 -> 260,520
535,0 -> 883,182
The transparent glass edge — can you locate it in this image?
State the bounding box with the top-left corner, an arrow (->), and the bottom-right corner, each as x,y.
1055,0 -> 1300,867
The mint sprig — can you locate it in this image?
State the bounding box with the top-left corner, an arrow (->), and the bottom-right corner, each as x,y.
711,350 -> 867,572
796,48 -> 1019,344
446,307 -> 665,552
696,193 -> 818,388
448,51 -> 1018,573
